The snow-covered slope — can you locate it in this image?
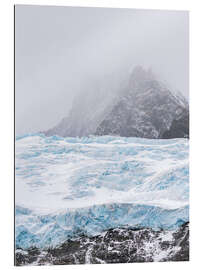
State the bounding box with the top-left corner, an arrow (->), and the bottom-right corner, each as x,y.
15,134 -> 189,249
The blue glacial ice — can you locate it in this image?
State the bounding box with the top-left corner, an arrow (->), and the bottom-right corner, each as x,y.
15,134 -> 189,249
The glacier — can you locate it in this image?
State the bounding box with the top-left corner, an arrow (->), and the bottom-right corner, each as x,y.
15,134 -> 189,249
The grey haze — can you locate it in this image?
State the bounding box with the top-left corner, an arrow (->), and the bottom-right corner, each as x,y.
15,5 -> 189,135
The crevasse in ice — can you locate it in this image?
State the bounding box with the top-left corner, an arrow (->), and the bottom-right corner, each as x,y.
15,134 -> 189,249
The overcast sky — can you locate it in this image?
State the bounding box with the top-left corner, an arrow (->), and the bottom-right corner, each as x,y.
15,5 -> 189,135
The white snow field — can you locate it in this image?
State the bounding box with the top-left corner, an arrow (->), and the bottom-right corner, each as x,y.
15,134 -> 189,249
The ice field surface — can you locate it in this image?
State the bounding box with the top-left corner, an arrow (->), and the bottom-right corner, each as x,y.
15,134 -> 189,248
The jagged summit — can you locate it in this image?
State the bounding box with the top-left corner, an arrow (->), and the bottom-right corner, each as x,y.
129,66 -> 155,85
44,66 -> 189,139
95,66 -> 189,139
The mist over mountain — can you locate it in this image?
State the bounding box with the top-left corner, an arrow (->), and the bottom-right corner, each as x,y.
15,7 -> 188,135
45,66 -> 189,139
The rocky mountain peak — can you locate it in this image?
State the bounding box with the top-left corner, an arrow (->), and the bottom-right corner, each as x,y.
45,66 -> 189,139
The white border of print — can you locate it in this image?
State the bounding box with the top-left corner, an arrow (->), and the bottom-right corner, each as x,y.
0,0 -> 203,269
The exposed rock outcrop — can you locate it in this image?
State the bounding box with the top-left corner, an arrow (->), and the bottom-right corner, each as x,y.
15,222 -> 189,266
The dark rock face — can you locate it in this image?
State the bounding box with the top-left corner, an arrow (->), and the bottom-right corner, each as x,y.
15,222 -> 189,266
44,66 -> 189,139
162,109 -> 189,139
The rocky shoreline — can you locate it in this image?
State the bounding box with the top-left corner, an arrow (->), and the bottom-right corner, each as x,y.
15,222 -> 189,266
